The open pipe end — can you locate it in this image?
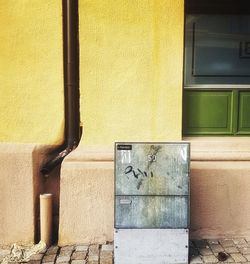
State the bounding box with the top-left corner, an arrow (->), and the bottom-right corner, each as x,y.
40,148 -> 72,175
40,167 -> 50,176
40,154 -> 64,175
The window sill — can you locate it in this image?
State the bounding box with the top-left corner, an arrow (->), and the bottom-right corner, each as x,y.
183,136 -> 250,161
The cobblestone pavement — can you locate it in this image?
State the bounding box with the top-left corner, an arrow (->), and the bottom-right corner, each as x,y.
1,238 -> 250,264
0,244 -> 113,264
190,238 -> 250,264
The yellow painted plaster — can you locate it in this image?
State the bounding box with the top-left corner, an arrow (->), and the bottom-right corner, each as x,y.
0,0 -> 64,144
79,0 -> 184,145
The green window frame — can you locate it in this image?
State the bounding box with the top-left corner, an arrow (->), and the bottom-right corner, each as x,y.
183,89 -> 250,135
183,3 -> 250,136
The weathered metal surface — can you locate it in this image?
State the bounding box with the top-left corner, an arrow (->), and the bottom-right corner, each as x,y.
114,229 -> 189,264
115,143 -> 190,196
115,195 -> 188,228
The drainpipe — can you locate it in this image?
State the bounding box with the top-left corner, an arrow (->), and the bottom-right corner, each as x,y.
41,0 -> 81,175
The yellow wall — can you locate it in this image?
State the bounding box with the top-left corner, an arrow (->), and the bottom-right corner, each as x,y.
0,0 -> 64,144
79,0 -> 184,145
0,0 -> 184,145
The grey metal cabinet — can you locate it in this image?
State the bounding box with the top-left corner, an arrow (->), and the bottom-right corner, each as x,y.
114,142 -> 190,264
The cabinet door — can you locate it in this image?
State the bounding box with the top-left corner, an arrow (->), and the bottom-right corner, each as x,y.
115,195 -> 189,228
115,143 -> 190,196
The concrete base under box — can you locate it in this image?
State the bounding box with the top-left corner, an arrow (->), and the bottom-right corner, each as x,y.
114,229 -> 189,264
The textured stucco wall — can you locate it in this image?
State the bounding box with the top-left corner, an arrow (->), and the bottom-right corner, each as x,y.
79,0 -> 184,145
0,0 -> 64,144
0,1 -> 63,245
59,159 -> 114,244
191,161 -> 250,239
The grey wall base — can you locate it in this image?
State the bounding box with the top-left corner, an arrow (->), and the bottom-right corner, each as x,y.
114,229 -> 189,264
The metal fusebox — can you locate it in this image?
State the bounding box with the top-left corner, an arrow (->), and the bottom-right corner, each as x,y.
114,142 -> 190,264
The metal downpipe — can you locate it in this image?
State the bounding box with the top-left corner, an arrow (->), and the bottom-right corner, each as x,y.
40,0 -> 81,175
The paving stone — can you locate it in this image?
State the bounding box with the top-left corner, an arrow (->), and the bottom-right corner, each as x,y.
87,255 -> 99,264
189,247 -> 199,257
28,260 -> 42,264
58,249 -> 73,257
189,256 -> 203,264
239,247 -> 250,255
233,238 -> 248,246
88,255 -> 98,261
29,254 -> 44,261
46,246 -> 59,255
71,260 -> 86,264
210,244 -> 224,253
75,245 -> 88,252
42,254 -> 57,263
220,239 -> 235,248
100,256 -> 113,264
224,247 -> 239,253
237,243 -> 250,248
100,247 -> 113,258
71,251 -> 87,260
60,246 -> 74,251
59,245 -> 74,256
56,256 -> 71,263
101,245 -> 113,252
223,256 -> 235,263
207,239 -> 219,245
193,240 -> 208,248
42,262 -> 54,264
87,261 -> 98,264
198,247 -> 213,256
88,245 -> 99,256
202,255 -> 219,263
230,253 -> 247,262
100,252 -> 112,259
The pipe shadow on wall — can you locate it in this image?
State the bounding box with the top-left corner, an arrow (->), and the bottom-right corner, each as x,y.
33,146 -> 61,244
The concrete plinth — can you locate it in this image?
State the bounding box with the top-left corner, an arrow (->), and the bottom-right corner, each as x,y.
0,144 -> 36,245
59,147 -> 114,245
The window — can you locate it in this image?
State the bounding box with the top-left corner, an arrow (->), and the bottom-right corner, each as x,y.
183,0 -> 250,135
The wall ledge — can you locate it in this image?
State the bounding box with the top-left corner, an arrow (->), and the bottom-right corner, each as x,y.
64,137 -> 250,163
184,137 -> 250,161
